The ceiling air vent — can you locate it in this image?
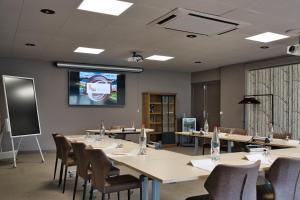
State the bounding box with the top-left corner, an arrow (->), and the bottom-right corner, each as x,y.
149,8 -> 249,36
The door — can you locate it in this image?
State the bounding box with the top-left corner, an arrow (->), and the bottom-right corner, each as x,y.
191,81 -> 220,131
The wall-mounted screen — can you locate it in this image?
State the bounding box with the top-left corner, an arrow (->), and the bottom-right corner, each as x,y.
69,70 -> 125,106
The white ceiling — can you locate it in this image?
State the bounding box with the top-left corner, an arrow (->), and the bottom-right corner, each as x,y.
1,0 -> 300,72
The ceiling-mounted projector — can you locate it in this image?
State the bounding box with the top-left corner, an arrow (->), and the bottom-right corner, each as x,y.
287,44 -> 300,56
127,52 -> 144,63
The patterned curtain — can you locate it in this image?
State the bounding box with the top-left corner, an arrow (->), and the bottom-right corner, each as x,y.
247,63 -> 300,139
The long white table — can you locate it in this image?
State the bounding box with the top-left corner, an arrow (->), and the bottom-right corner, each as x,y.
64,134 -> 300,200
176,131 -> 253,154
85,128 -> 154,140
176,131 -> 300,154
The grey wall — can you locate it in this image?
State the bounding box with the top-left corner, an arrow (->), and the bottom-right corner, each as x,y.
192,55 -> 300,129
0,58 -> 191,151
191,68 -> 220,83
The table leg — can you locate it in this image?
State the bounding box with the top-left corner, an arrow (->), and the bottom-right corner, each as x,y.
194,137 -> 199,155
152,179 -> 160,200
227,140 -> 232,153
140,175 -> 148,200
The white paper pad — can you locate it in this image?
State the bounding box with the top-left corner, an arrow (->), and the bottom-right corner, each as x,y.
190,159 -> 217,172
245,153 -> 272,165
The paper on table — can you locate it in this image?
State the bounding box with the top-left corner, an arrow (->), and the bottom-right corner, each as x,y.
190,159 -> 217,172
107,148 -> 140,157
245,153 -> 272,165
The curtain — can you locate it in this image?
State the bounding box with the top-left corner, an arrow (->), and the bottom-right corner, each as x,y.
247,63 -> 300,139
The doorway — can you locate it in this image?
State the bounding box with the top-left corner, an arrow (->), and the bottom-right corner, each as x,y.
191,81 -> 221,131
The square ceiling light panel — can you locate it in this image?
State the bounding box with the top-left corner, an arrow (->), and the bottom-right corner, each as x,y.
74,47 -> 105,54
146,55 -> 174,61
78,0 -> 133,16
246,32 -> 289,43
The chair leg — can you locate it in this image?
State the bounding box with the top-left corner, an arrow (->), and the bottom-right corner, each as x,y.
73,172 -> 79,200
108,193 -> 111,199
83,180 -> 87,200
62,165 -> 68,193
58,162 -> 64,186
128,189 -> 131,200
89,185 -> 94,200
53,156 -> 58,180
101,193 -> 105,200
202,144 -> 205,155
117,192 -> 120,200
140,187 -> 142,200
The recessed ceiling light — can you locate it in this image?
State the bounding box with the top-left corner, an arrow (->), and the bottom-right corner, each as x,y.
246,32 -> 289,43
25,43 -> 36,47
77,0 -> 133,16
260,46 -> 270,49
146,55 -> 174,61
74,47 -> 105,54
40,9 -> 55,14
187,34 -> 197,38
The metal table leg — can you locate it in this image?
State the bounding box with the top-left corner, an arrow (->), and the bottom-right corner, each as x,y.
152,179 -> 160,200
227,140 -> 232,153
141,175 -> 148,200
194,137 -> 199,155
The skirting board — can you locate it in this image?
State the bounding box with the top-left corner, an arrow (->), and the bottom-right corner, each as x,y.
0,151 -> 18,160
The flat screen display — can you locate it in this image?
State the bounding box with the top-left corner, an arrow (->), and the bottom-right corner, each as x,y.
69,71 -> 125,106
3,76 -> 40,137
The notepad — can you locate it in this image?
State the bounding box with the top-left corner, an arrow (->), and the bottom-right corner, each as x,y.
190,159 -> 217,172
245,153 -> 272,164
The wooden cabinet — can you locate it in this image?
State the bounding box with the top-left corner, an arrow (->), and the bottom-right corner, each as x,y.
142,92 -> 176,146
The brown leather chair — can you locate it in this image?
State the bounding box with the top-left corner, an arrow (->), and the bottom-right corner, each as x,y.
186,161 -> 261,200
272,132 -> 292,139
55,135 -> 76,193
71,142 -> 120,200
231,128 -> 247,135
86,148 -> 141,200
110,125 -> 127,140
257,157 -> 300,200
219,127 -> 232,134
52,133 -> 62,181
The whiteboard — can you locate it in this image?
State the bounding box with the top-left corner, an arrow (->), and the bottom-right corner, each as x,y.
2,75 -> 41,138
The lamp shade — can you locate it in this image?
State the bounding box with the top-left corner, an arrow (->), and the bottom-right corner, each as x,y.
239,97 -> 260,104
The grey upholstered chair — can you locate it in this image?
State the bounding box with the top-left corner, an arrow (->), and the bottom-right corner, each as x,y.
257,157 -> 300,200
71,142 -> 120,200
86,148 -> 141,200
186,161 -> 261,200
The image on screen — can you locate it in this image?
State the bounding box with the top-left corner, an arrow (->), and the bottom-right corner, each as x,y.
69,71 -> 125,106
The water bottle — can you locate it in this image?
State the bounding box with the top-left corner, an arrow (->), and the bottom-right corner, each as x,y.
211,126 -> 220,162
99,121 -> 105,140
204,119 -> 209,134
268,123 -> 274,141
138,125 -> 147,155
131,121 -> 135,129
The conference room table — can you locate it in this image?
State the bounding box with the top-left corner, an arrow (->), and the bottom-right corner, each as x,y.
65,134 -> 300,200
176,131 -> 253,154
85,128 -> 154,140
176,131 -> 300,154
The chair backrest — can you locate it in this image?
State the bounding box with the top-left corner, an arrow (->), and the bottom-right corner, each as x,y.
273,132 -> 292,139
71,142 -> 90,179
232,128 -> 247,136
205,161 -> 260,200
55,135 -> 72,164
219,127 -> 232,134
268,157 -> 300,200
85,148 -> 113,192
52,133 -> 62,159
